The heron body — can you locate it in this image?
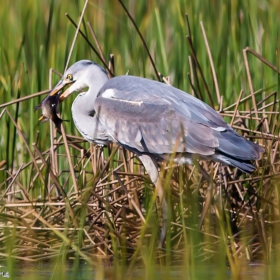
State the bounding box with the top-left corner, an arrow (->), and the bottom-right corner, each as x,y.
95,76 -> 263,173
44,60 -> 264,245
50,60 -> 263,177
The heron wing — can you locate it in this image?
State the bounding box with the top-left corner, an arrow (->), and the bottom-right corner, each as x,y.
94,76 -> 226,156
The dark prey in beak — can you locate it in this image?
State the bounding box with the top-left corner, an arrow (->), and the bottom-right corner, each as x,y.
35,93 -> 68,131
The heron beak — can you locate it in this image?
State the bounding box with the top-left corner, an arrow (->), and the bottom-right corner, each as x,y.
49,79 -> 66,96
59,87 -> 72,102
49,79 -> 74,97
49,79 -> 67,96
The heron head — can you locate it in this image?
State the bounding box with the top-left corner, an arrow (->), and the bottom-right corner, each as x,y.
49,60 -> 107,101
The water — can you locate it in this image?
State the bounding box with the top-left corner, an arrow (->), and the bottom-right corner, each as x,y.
0,262 -> 276,280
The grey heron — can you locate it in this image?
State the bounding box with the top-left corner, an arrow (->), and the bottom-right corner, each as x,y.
45,60 -> 264,246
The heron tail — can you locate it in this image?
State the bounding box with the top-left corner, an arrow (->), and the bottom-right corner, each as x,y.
213,153 -> 258,173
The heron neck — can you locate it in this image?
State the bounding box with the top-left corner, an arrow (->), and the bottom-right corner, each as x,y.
71,93 -> 112,144
77,68 -> 108,113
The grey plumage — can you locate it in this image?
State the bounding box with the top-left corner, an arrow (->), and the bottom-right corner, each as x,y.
95,75 -> 263,173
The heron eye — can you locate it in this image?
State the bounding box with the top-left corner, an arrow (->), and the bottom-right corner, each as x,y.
67,74 -> 73,81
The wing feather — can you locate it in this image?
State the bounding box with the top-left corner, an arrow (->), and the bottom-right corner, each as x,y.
94,84 -> 219,156
91,76 -> 263,163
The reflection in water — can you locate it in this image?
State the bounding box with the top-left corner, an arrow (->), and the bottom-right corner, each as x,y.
0,261 -> 274,280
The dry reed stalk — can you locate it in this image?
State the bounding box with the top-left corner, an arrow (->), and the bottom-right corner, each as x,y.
65,13 -> 114,77
200,21 -> 221,104
0,89 -> 50,109
65,0 -> 89,71
230,90 -> 244,126
87,22 -> 107,70
243,48 -> 259,120
108,55 -> 115,77
5,109 -> 45,185
118,0 -> 161,81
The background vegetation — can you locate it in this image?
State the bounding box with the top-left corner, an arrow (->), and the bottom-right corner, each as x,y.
0,0 -> 280,279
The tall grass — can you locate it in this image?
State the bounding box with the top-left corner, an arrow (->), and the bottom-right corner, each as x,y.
1,0 -> 280,279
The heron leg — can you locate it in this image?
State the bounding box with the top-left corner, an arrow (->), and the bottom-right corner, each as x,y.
154,173 -> 168,248
157,183 -> 168,248
138,154 -> 167,247
197,163 -> 216,229
138,154 -> 159,185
